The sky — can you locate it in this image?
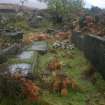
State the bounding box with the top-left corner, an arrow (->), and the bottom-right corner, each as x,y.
85,0 -> 105,8
0,0 -> 105,9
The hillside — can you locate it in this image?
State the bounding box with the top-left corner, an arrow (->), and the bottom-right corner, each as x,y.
0,3 -> 33,13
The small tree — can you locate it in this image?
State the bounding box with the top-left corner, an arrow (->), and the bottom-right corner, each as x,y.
19,0 -> 28,11
19,0 -> 28,7
39,0 -> 84,19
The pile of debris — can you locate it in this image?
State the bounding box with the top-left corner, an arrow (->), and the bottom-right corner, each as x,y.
52,40 -> 74,49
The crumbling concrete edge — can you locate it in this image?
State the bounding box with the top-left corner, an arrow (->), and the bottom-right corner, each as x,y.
71,31 -> 105,79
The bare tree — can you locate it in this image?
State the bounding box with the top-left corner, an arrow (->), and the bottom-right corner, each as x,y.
20,0 -> 28,6
19,0 -> 28,11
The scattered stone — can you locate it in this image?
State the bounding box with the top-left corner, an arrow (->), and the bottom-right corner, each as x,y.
52,41 -> 61,48
18,51 -> 34,60
52,40 -> 75,49
31,41 -> 48,54
8,63 -> 31,76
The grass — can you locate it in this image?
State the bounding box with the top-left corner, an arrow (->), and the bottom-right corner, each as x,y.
1,37 -> 105,105
37,42 -> 105,105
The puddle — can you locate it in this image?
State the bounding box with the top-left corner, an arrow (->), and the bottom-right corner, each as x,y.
18,51 -> 34,60
9,63 -> 31,76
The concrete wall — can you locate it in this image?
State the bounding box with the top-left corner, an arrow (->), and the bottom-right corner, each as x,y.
71,32 -> 105,79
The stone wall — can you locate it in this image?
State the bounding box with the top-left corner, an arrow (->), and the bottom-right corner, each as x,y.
71,32 -> 105,79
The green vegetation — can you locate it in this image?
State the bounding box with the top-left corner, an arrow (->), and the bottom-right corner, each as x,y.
39,0 -> 84,25
0,0 -> 105,105
0,36 -> 105,105
38,44 -> 105,105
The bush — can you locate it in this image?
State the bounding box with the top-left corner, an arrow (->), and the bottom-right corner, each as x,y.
0,75 -> 41,105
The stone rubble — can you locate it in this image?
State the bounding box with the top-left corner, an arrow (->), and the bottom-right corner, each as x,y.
53,40 -> 75,50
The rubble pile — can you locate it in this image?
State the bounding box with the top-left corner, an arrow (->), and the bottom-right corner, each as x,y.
52,40 -> 74,49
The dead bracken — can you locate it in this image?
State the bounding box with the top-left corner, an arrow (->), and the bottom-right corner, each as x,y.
0,1 -> 105,105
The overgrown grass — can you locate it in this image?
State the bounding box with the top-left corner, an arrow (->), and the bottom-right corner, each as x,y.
38,44 -> 105,105
1,38 -> 105,105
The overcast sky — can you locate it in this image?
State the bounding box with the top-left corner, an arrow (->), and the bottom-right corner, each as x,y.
0,0 -> 105,9
85,0 -> 105,8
